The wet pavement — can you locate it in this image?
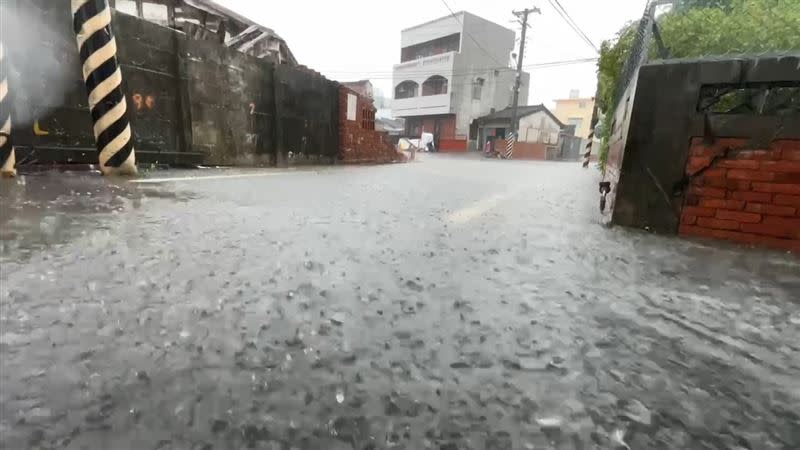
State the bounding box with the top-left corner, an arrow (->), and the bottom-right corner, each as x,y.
1,155 -> 799,450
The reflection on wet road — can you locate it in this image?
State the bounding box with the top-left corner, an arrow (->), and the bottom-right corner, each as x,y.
1,156 -> 799,449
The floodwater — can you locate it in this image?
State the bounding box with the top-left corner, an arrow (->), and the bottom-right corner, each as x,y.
1,157 -> 798,449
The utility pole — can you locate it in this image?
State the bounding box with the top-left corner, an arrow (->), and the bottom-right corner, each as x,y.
506,6 -> 540,159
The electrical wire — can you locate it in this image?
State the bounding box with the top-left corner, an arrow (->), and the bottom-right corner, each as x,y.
321,57 -> 598,79
548,0 -> 599,53
438,0 -> 509,71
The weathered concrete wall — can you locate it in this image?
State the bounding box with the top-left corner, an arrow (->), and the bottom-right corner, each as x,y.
275,64 -> 339,165
3,0 -> 338,166
603,54 -> 800,251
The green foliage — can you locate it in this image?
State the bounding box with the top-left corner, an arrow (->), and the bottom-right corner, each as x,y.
596,22 -> 638,115
594,0 -> 800,168
674,0 -> 734,12
659,0 -> 800,57
596,23 -> 637,169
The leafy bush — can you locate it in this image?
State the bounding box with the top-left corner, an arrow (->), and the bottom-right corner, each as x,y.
595,0 -> 800,168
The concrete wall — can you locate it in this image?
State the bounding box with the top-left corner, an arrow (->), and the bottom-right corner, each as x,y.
4,0 -> 339,166
603,54 -> 800,252
400,14 -> 463,49
459,13 -> 515,69
451,13 -> 526,139
518,111 -> 561,144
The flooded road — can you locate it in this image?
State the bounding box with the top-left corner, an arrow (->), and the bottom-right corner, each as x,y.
1,156 -> 799,449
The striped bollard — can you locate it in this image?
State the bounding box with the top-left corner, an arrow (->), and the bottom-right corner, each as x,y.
583,131 -> 593,168
505,131 -> 515,159
72,0 -> 137,175
0,42 -> 15,177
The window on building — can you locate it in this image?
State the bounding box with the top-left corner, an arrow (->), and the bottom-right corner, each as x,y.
406,118 -> 422,136
114,0 -> 138,16
579,100 -> 587,108
395,81 -> 419,99
422,75 -> 448,96
142,2 -> 169,24
401,33 -> 461,62
472,78 -> 484,100
361,108 -> 375,130
567,117 -> 583,131
346,94 -> 357,121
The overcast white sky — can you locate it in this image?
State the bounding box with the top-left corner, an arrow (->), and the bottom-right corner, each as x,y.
216,0 -> 646,108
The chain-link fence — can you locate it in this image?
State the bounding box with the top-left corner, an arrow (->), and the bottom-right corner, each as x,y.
611,1 -> 662,110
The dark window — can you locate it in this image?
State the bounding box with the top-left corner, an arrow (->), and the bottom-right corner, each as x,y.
472,78 -> 484,100
406,117 -> 422,136
401,33 -> 461,62
698,82 -> 800,115
361,108 -> 375,130
422,76 -> 448,96
395,81 -> 419,99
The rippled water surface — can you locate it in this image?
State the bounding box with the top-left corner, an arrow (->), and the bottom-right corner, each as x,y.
1,158 -> 798,449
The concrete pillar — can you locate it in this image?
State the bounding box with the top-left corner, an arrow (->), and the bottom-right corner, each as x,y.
72,0 -> 137,175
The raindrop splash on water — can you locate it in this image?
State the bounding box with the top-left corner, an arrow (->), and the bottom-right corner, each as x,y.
335,388 -> 345,404
612,428 -> 630,449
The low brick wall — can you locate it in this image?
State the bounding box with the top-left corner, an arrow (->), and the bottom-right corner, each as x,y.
680,137 -> 800,252
338,87 -> 403,164
439,139 -> 467,152
487,139 -> 547,159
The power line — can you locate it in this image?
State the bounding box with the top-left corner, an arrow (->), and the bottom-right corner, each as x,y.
548,0 -> 599,53
549,0 -> 598,53
321,57 -> 598,76
438,0 -> 509,70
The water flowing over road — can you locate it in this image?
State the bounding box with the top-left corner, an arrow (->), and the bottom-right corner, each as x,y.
2,155 -> 798,449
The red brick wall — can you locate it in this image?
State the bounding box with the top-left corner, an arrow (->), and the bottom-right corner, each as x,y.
487,139 -> 546,159
680,137 -> 800,252
338,86 -> 403,164
439,139 -> 467,152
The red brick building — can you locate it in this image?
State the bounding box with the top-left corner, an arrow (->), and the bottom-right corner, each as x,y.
338,86 -> 404,164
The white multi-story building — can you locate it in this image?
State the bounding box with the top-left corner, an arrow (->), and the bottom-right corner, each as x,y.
392,11 -> 529,151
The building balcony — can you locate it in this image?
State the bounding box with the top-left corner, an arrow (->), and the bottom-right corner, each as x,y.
392,93 -> 452,117
394,51 -> 457,78
392,52 -> 457,117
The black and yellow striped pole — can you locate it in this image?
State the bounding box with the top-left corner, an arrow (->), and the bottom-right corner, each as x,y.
72,0 -> 137,175
582,131 -> 593,168
0,42 -> 16,178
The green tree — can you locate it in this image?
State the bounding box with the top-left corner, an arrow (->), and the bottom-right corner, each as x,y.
595,0 -> 800,168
